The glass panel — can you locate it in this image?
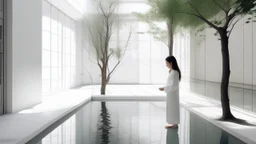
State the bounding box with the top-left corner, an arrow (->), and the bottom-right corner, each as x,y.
42,67 -> 50,80
51,34 -> 58,52
42,1 -> 50,31
51,52 -> 58,67
42,3 -> 77,95
42,16 -> 50,31
65,67 -> 71,88
66,54 -> 71,66
65,38 -> 70,54
42,80 -> 51,93
43,31 -> 51,50
138,22 -> 150,41
42,50 -> 51,67
151,40 -> 166,84
71,55 -> 75,66
118,3 -> 150,14
138,41 -> 150,84
51,67 -> 58,81
51,7 -> 58,34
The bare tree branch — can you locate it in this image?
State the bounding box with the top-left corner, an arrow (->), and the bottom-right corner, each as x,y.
224,12 -> 237,29
107,0 -> 118,16
97,60 -> 103,70
107,28 -> 132,79
177,11 -> 219,30
227,15 -> 245,37
83,66 -> 94,86
225,3 -> 241,28
98,0 -> 107,17
83,47 -> 98,65
107,61 -> 121,80
98,29 -> 105,55
186,0 -> 204,18
212,0 -> 228,13
227,14 -> 237,28
226,0 -> 231,8
107,50 -> 114,60
178,0 -> 220,30
86,21 -> 101,59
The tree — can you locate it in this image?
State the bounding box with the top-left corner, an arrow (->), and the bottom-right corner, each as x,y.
135,0 -> 188,56
85,0 -> 132,95
161,0 -> 256,120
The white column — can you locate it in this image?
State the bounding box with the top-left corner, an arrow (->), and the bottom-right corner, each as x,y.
6,0 -> 42,113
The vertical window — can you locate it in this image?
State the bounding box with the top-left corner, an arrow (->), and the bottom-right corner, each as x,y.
42,1 -> 76,96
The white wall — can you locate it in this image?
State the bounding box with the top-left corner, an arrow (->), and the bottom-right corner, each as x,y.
190,30 -> 206,80
45,0 -> 85,87
5,0 -> 84,113
74,21 -> 83,86
42,0 -> 84,90
190,32 -> 196,79
6,0 -> 42,113
190,14 -> 256,85
205,28 -> 221,82
45,0 -> 83,20
43,0 -> 85,87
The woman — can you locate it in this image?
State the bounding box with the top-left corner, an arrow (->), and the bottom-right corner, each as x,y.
159,56 -> 181,129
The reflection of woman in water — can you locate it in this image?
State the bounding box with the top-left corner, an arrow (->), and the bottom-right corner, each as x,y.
159,56 -> 181,128
166,129 -> 179,144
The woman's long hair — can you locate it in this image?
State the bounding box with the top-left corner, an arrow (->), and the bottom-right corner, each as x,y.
165,56 -> 181,80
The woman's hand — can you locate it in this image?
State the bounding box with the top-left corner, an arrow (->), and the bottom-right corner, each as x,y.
159,87 -> 164,91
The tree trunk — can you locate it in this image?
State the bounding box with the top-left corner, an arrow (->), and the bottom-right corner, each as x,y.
101,66 -> 107,95
219,29 -> 235,120
167,20 -> 174,56
101,83 -> 107,95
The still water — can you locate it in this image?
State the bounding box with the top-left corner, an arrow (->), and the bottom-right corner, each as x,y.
32,101 -> 246,144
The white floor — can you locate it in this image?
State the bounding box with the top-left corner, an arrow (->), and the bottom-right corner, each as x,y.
1,84 -> 256,144
0,87 -> 92,144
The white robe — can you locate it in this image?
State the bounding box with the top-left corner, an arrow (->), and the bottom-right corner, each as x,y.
164,70 -> 180,124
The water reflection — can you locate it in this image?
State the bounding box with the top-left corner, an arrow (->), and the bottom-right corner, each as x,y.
166,129 -> 179,144
34,102 -> 247,144
96,102 -> 112,144
189,112 -> 246,144
190,80 -> 256,113
220,130 -> 228,144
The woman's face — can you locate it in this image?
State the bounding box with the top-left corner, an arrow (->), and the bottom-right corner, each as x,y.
166,60 -> 172,69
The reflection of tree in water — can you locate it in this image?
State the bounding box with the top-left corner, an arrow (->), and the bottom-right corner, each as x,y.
220,130 -> 228,144
166,129 -> 179,144
97,102 -> 112,144
219,130 -> 246,144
